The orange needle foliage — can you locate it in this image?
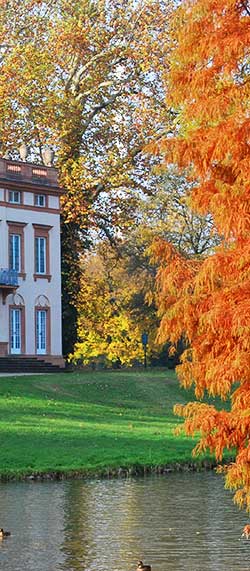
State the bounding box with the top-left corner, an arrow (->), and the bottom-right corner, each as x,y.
151,0 -> 250,511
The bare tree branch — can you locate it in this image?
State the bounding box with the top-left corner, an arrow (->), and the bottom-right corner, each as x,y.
241,0 -> 250,16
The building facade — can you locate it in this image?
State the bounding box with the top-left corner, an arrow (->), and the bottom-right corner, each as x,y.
0,157 -> 64,367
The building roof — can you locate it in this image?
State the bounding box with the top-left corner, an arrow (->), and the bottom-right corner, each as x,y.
0,158 -> 64,195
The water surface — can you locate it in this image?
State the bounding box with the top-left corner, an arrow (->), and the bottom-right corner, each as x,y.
0,472 -> 249,571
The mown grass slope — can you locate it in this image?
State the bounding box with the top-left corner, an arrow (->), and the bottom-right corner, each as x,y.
0,369 -> 216,478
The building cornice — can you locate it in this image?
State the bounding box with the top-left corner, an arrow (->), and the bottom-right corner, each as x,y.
0,157 -> 65,196
32,223 -> 53,231
0,178 -> 64,196
0,201 -> 60,215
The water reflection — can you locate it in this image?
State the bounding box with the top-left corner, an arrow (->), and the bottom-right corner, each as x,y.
0,472 -> 249,571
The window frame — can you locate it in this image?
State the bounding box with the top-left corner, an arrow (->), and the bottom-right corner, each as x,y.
8,190 -> 22,204
9,304 -> 26,354
33,224 -> 52,282
35,236 -> 46,274
35,306 -> 51,355
7,221 -> 27,279
9,233 -> 21,272
34,193 -> 47,208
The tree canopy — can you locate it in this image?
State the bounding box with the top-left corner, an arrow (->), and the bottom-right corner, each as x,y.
151,0 -> 250,511
71,163 -> 219,368
0,0 -> 172,232
0,0 -> 174,353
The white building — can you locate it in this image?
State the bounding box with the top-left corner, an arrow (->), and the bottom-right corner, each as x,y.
0,157 -> 64,369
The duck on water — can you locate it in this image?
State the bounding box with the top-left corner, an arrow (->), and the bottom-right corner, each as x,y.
136,561 -> 151,571
0,528 -> 11,539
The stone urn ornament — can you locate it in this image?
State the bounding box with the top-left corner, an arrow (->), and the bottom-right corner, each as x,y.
42,146 -> 55,167
19,143 -> 29,162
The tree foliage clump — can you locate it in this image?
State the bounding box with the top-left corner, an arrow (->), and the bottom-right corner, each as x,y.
137,166 -> 220,257
151,0 -> 250,510
71,244 -> 147,368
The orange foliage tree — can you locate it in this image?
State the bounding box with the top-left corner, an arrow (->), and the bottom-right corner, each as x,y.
151,0 -> 250,510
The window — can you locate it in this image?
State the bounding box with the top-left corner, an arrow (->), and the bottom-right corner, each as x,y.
35,237 -> 46,274
36,309 -> 46,354
34,194 -> 46,207
7,221 -> 27,278
9,190 -> 21,204
35,306 -> 51,354
9,234 -> 21,272
9,304 -> 26,354
33,224 -> 52,281
10,308 -> 21,354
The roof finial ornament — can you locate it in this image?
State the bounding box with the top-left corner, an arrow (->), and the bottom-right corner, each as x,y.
19,143 -> 28,162
42,146 -> 54,167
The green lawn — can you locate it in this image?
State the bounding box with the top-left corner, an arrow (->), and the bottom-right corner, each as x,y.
0,369 -> 218,479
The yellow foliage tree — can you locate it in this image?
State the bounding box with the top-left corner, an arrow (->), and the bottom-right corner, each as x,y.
72,246 -> 145,367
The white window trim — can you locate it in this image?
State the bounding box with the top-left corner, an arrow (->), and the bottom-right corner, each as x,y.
34,194 -> 46,207
9,190 -> 21,204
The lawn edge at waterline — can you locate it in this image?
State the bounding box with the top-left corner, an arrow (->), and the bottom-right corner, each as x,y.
0,458 -> 223,482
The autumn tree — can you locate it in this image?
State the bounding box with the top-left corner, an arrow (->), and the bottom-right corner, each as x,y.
0,0 -> 172,222
0,0 -> 172,353
72,243 -> 146,367
135,166 -> 220,257
151,0 -> 250,510
72,163 -> 219,368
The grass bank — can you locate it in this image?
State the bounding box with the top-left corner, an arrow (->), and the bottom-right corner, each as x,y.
0,369 -> 217,480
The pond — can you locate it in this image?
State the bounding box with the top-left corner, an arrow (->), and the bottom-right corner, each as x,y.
0,471 -> 249,571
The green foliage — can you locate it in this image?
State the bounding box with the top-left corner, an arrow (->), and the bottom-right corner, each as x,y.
61,220 -> 90,355
137,166 -> 220,256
